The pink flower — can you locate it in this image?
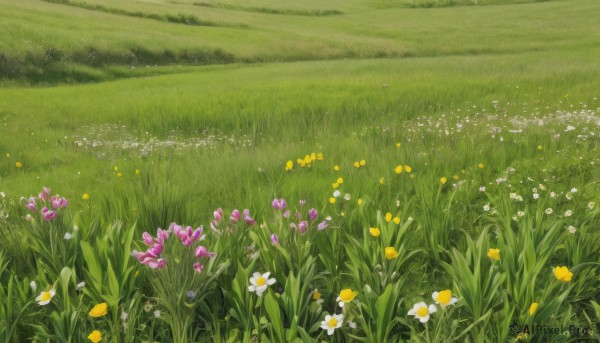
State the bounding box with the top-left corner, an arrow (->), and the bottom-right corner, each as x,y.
51,196 -> 68,209
146,258 -> 166,269
142,232 -> 154,246
193,262 -> 204,273
26,197 -> 37,212
271,234 -> 279,245
283,210 -> 290,218
243,209 -> 255,226
272,198 -> 287,210
230,209 -> 241,223
298,221 -> 308,234
195,246 -> 216,258
309,208 -> 318,221
317,220 -> 328,231
38,187 -> 51,201
214,208 -> 223,223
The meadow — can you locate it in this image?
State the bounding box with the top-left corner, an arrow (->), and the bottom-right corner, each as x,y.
1,0 -> 599,341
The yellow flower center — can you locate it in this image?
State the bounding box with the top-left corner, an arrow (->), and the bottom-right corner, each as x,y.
328,317 -> 338,328
436,290 -> 452,305
41,292 -> 52,302
417,306 -> 429,317
339,289 -> 357,302
313,291 -> 321,300
256,276 -> 266,286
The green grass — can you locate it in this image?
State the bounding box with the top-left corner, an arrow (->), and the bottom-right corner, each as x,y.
1,0 -> 599,341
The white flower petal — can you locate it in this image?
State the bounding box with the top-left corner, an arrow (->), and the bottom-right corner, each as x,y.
428,304 -> 437,314
266,278 -> 276,285
431,292 -> 438,301
419,315 -> 430,323
408,309 -> 416,316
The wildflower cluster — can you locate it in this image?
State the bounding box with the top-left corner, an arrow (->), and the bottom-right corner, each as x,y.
24,187 -> 68,221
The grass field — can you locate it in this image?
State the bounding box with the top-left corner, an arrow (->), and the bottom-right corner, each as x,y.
1,0 -> 599,342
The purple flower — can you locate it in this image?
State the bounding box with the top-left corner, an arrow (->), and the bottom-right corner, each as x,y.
271,234 -> 279,245
43,210 -> 57,222
243,209 -> 255,226
309,208 -> 318,221
317,220 -> 329,231
195,246 -> 216,258
146,258 -> 166,269
283,210 -> 290,218
272,198 -> 287,210
38,187 -> 51,201
193,262 -> 204,273
214,208 -> 223,223
298,221 -> 308,234
230,209 -> 241,223
142,232 -> 154,246
51,196 -> 68,209
26,197 -> 37,212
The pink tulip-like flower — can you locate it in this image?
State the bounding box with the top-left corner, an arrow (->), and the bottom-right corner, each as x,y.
272,198 -> 287,210
317,220 -> 329,231
43,210 -> 57,221
283,210 -> 290,218
146,258 -> 166,269
298,221 -> 308,234
195,245 -> 216,258
230,209 -> 241,223
39,187 -> 51,201
142,232 -> 154,246
26,197 -> 37,212
309,208 -> 318,221
214,208 -> 223,223
193,262 -> 204,273
271,234 -> 279,245
243,209 -> 255,226
156,228 -> 169,243
51,196 -> 68,209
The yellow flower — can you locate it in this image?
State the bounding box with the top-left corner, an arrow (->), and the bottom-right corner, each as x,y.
385,212 -> 392,223
354,161 -> 360,168
89,302 -> 108,317
135,169 -> 141,175
392,217 -> 400,225
553,266 -> 573,282
379,177 -> 384,185
478,163 -> 484,169
336,288 -> 357,307
15,162 -> 23,168
394,165 -> 403,174
113,165 -> 118,172
310,152 -> 316,161
404,165 -> 412,173
537,145 -> 543,150
369,227 -> 380,237
385,247 -> 399,260
357,198 -> 363,206
433,290 -> 458,307
337,177 -> 344,184
529,302 -> 538,315
116,172 -> 122,177
395,142 -> 401,148
332,182 -> 339,189
359,159 -> 366,166
452,175 -> 459,180
6,153 -> 10,158
313,290 -> 321,300
329,197 -> 336,204
82,193 -> 90,200
87,330 -> 102,343
440,177 -> 447,184
487,248 -> 500,261
334,164 -> 340,171
316,152 -> 323,161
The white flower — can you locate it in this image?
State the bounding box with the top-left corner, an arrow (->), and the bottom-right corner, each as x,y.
550,192 -> 556,198
0,192 -> 5,198
321,314 -> 343,335
248,272 -> 276,297
589,202 -> 596,210
516,195 -> 523,202
568,226 -> 577,234
566,192 -> 573,200
532,193 -> 539,200
347,320 -> 357,329
121,311 -> 128,322
432,290 -> 458,308
153,310 -> 161,318
570,188 -> 578,193
564,210 -> 573,217
539,184 -> 546,190
396,200 -> 401,207
517,211 -> 525,217
509,193 -> 517,199
344,193 -> 351,201
408,302 -> 437,323
30,281 -> 37,292
35,289 -> 56,305
545,208 -> 553,215
479,186 -> 486,192
64,232 -> 73,240
76,281 -> 85,291
333,190 -> 341,198
483,204 -> 490,212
